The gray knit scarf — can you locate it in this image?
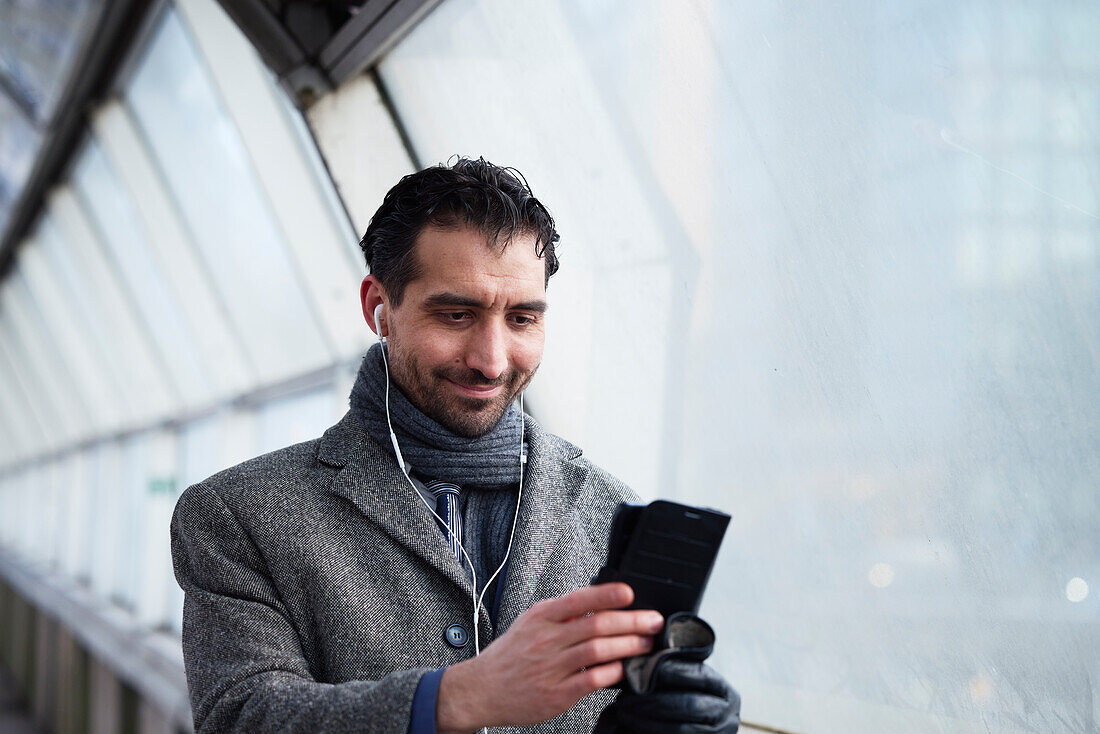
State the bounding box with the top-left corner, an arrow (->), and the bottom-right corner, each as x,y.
349,343 -> 524,489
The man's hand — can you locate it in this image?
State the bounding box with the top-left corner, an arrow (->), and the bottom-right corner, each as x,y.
436,583 -> 663,733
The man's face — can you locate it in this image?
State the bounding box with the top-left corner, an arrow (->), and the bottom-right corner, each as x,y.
379,225 -> 547,438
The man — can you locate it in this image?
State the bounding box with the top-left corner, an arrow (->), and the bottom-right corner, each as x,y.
171,158 -> 738,733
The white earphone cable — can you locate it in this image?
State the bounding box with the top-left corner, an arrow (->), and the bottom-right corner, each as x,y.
474,394 -> 525,639
377,323 -> 524,661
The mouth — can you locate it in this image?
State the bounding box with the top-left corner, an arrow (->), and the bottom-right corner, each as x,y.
444,378 -> 503,399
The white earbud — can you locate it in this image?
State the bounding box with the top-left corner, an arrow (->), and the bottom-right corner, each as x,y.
375,306 -> 406,471
373,304 -> 384,341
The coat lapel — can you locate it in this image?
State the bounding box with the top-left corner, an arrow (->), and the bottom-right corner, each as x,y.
495,418 -> 591,630
317,410 -> 593,635
319,411 -> 474,599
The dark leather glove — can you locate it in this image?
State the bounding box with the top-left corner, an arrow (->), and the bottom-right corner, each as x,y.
600,658 -> 741,734
594,613 -> 740,734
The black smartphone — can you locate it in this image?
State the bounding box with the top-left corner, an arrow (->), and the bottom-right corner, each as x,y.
595,500 -> 730,618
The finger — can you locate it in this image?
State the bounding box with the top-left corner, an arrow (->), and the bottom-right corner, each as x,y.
651,659 -> 731,699
559,609 -> 664,647
563,660 -> 623,698
538,583 -> 634,622
564,633 -> 654,671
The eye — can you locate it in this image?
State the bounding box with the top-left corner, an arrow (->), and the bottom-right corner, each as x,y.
510,313 -> 538,327
441,311 -> 471,323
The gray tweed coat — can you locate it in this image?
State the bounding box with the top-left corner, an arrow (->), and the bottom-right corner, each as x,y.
171,409 -> 636,733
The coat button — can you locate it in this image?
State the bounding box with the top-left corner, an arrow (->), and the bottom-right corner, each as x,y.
444,624 -> 469,648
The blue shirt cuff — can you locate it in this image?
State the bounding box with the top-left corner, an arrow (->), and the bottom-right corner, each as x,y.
408,667 -> 447,734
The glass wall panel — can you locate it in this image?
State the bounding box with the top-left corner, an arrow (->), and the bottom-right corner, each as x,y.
15,240 -> 125,432
40,460 -> 62,567
255,387 -> 336,456
137,429 -> 177,627
20,464 -> 44,562
0,318 -> 55,452
34,213 -> 138,418
2,275 -> 90,443
0,415 -> 17,466
117,432 -> 148,610
174,0 -> 366,361
179,413 -> 222,489
0,302 -> 70,444
0,333 -> 41,461
91,100 -> 255,401
72,137 -> 212,406
10,468 -> 33,558
125,9 -> 331,384
78,445 -> 101,583
379,1 -> 1100,732
275,82 -> 364,276
88,442 -> 122,600
0,473 -> 13,547
39,204 -> 174,424
0,473 -> 9,545
58,451 -> 88,579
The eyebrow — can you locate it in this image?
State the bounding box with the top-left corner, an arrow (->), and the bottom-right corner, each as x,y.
424,292 -> 547,313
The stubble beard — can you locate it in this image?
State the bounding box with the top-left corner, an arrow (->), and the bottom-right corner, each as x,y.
387,346 -> 535,438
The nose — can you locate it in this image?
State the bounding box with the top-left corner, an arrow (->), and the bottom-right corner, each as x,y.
465,319 -> 508,381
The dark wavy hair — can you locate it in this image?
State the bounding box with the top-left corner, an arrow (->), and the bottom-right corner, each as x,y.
359,156 -> 560,305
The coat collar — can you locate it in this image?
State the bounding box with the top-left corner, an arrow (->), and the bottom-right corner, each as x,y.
493,415 -> 591,630
318,410 -> 588,631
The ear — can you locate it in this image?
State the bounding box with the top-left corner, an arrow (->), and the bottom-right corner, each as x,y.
360,275 -> 388,337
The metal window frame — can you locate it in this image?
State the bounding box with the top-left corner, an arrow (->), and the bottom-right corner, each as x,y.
216,0 -> 442,108
0,0 -> 157,282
